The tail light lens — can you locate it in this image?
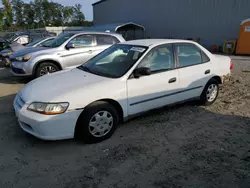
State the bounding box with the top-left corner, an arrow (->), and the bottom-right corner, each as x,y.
230,60 -> 233,70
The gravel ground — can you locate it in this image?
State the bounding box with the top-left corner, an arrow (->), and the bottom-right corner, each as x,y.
0,60 -> 250,188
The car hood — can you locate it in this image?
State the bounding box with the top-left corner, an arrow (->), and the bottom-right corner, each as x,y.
10,47 -> 48,58
19,68 -> 110,103
9,42 -> 25,52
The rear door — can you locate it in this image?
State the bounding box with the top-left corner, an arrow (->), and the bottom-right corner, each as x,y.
61,34 -> 95,68
174,43 -> 211,100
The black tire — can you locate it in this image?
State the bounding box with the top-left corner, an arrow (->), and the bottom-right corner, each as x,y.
200,79 -> 220,106
35,62 -> 60,78
75,101 -> 119,143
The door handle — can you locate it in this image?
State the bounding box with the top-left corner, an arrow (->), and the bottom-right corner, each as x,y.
205,69 -> 211,74
87,50 -> 93,54
169,77 -> 177,83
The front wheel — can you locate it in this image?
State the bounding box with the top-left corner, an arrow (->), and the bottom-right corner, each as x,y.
200,79 -> 219,106
35,62 -> 60,78
75,101 -> 119,143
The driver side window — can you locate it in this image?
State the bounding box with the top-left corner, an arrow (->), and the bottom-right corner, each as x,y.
69,35 -> 93,48
138,44 -> 175,73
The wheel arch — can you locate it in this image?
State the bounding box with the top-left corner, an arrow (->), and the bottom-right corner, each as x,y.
210,76 -> 222,84
33,59 -> 62,75
98,99 -> 124,123
74,98 -> 124,139
76,99 -> 124,123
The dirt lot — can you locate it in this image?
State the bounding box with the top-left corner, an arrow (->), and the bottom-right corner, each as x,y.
0,59 -> 250,188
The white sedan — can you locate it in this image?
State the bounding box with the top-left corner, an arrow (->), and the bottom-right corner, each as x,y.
13,39 -> 232,143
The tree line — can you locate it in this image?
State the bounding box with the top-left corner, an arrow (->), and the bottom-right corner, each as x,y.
0,0 -> 93,31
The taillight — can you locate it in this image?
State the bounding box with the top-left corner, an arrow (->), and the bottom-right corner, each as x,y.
230,60 -> 233,70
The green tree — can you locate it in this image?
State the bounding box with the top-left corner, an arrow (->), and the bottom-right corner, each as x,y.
34,0 -> 45,26
73,4 -> 85,26
1,0 -> 90,30
2,0 -> 13,28
23,2 -> 36,28
50,2 -> 64,26
0,8 -> 4,31
62,6 -> 74,25
12,0 -> 24,27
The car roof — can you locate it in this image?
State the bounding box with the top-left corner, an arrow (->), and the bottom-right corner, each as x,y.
122,39 -> 197,47
64,31 -> 123,37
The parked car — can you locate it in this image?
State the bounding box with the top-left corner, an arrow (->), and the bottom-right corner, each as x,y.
10,31 -> 125,78
0,38 -> 10,51
8,32 -> 29,45
6,30 -> 56,45
0,37 -> 56,65
13,39 -> 232,143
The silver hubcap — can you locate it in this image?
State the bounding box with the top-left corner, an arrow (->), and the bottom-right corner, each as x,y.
40,66 -> 57,76
206,84 -> 218,102
89,111 -> 113,137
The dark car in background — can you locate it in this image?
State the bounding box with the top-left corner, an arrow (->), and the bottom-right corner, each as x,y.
0,36 -> 55,66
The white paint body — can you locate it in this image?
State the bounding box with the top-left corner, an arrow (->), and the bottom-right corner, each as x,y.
14,39 -> 231,140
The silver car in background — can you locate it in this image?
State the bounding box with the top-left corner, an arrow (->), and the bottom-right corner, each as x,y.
10,32 -> 125,78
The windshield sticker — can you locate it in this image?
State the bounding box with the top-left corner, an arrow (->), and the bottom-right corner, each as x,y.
130,47 -> 146,53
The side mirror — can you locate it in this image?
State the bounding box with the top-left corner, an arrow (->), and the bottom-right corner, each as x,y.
66,42 -> 75,49
133,67 -> 151,78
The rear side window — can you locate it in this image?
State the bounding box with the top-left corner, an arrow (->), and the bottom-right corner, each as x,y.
96,35 -> 119,45
175,44 -> 209,68
201,50 -> 210,63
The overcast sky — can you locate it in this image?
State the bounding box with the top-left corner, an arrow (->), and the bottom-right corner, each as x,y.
23,0 -> 95,20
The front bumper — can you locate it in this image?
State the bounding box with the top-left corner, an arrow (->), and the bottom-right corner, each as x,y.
13,95 -> 83,140
10,61 -> 33,76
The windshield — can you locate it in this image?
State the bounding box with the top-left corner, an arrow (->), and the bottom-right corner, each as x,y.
27,39 -> 43,47
46,33 -> 74,48
4,33 -> 14,40
41,38 -> 54,47
9,34 -> 18,42
79,44 -> 148,78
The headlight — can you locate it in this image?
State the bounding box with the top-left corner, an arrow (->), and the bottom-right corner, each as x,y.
27,102 -> 69,115
16,54 -> 32,62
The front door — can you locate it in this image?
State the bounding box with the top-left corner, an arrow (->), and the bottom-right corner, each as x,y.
62,34 -> 96,69
174,43 -> 212,100
127,44 -> 180,115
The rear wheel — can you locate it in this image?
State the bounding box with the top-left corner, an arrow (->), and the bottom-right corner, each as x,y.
200,79 -> 219,106
35,62 -> 59,78
75,101 -> 119,143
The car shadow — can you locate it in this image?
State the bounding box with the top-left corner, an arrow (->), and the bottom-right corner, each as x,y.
1,92 -> 250,188
0,67 -> 31,84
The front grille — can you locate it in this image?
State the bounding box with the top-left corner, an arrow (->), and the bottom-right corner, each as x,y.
12,67 -> 25,74
15,95 -> 25,111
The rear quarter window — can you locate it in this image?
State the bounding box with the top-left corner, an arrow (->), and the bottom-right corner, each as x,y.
96,35 -> 120,45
